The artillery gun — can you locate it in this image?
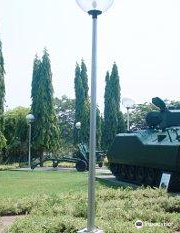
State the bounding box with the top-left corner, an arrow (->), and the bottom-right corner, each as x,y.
31,143 -> 104,172
107,97 -> 180,191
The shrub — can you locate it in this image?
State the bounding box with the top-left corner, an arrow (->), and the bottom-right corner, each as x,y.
1,186 -> 180,232
0,164 -> 18,171
8,215 -> 85,233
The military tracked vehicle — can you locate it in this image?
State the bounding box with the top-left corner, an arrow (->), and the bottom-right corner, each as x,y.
107,97 -> 180,192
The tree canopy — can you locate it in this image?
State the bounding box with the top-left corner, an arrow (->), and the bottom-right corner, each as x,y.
54,95 -> 75,144
3,107 -> 29,162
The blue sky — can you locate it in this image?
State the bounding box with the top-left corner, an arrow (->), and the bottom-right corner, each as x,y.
1,0 -> 180,112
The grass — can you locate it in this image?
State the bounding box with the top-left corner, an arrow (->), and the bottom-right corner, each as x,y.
0,170 -> 88,199
0,170 -> 180,233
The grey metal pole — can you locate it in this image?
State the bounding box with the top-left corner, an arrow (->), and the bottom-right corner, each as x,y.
28,123 -> 31,168
87,16 -> 97,232
127,107 -> 130,131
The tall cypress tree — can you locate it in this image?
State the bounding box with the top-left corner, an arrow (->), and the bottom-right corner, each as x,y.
96,106 -> 102,148
0,35 -> 6,149
80,60 -> 90,144
74,63 -> 85,123
102,71 -> 111,149
80,59 -> 89,100
74,60 -> 102,146
110,63 -> 125,133
103,64 -> 125,150
80,99 -> 90,144
31,49 -> 60,163
0,36 -> 5,128
74,62 -> 90,144
31,55 -> 41,113
74,63 -> 85,144
109,63 -> 120,110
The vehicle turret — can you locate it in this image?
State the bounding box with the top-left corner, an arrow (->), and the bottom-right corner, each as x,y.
146,97 -> 180,130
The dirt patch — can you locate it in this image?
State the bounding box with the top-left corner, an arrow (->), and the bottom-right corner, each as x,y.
0,215 -> 24,233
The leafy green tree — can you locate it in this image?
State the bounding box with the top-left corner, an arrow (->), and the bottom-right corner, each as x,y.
0,35 -> 6,150
3,107 -> 29,163
130,102 -> 158,129
103,64 -> 125,150
31,49 -> 60,164
166,100 -> 180,109
0,131 -> 6,152
54,95 -> 75,144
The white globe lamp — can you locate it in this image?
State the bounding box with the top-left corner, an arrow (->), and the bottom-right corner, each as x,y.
122,98 -> 135,131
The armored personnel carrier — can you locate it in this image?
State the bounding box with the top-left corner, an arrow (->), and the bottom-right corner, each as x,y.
107,97 -> 180,192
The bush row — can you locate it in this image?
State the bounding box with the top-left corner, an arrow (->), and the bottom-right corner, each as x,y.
0,164 -> 18,171
0,187 -> 180,233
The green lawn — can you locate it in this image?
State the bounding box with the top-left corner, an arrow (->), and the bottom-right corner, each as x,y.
0,170 -> 180,233
0,170 -> 88,199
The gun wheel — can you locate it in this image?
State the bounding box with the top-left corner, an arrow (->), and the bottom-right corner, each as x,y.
76,160 -> 87,172
53,161 -> 58,168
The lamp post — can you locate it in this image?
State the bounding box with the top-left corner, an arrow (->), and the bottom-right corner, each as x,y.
76,1 -> 114,232
26,114 -> 35,168
122,98 -> 135,131
75,121 -> 81,143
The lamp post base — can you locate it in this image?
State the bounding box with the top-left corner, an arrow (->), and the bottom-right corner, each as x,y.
77,228 -> 104,233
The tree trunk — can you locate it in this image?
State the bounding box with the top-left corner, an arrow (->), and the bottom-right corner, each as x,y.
39,148 -> 44,167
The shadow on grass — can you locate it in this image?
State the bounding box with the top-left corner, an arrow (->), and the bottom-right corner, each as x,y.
96,176 -> 139,190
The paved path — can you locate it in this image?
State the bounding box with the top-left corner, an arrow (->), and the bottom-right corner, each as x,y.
10,166 -> 76,171
96,174 -> 139,188
0,215 -> 24,233
10,166 -> 110,173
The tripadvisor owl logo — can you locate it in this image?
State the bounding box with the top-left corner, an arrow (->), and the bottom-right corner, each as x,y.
135,220 -> 143,228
